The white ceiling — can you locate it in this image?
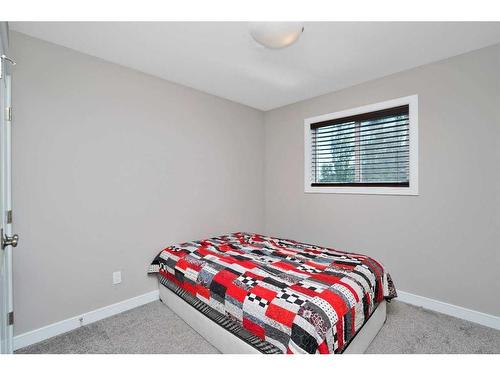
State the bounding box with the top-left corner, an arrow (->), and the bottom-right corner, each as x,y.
10,22 -> 500,111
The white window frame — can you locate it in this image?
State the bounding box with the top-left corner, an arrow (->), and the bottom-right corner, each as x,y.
304,95 -> 419,196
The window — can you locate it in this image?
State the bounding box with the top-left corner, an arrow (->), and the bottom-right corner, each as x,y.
304,95 -> 418,195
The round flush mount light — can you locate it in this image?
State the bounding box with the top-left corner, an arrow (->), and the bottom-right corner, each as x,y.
249,22 -> 304,49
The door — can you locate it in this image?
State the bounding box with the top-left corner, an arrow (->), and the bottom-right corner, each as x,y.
0,22 -> 18,355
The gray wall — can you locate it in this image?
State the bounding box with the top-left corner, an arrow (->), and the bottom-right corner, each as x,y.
11,32 -> 265,335
264,44 -> 500,316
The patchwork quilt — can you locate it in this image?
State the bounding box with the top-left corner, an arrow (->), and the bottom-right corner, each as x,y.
149,232 -> 396,354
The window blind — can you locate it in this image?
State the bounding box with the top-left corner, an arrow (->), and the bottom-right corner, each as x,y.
310,105 -> 410,187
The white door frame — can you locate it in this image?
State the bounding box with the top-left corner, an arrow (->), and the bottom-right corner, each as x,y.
0,21 -> 14,355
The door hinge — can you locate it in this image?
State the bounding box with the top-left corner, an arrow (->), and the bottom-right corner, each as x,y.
8,311 -> 14,326
5,107 -> 12,122
6,210 -> 12,224
0,55 -> 16,80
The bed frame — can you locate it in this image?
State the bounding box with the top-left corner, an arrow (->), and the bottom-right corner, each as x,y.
158,281 -> 386,354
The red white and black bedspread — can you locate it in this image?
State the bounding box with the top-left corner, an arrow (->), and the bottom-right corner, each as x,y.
149,232 -> 396,354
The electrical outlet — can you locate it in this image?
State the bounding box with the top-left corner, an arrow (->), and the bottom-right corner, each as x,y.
112,271 -> 122,285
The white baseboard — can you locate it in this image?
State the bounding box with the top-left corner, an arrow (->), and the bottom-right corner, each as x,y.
397,290 -> 500,331
13,290 -> 159,351
13,288 -> 499,351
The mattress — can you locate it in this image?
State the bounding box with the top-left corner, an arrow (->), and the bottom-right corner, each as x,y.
149,232 -> 396,354
157,280 -> 387,354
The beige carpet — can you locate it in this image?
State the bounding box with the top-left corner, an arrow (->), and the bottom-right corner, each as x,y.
16,300 -> 500,354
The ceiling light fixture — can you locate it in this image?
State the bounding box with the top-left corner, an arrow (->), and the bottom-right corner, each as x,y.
249,22 -> 304,49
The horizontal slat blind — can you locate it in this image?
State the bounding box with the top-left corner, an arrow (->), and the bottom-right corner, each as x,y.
311,105 -> 410,187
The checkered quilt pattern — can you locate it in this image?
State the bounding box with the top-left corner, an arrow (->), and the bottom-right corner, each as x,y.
149,232 -> 396,354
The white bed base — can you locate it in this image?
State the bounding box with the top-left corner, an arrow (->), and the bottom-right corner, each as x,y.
158,281 -> 386,354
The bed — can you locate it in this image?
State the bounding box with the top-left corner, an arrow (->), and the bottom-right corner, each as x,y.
149,232 -> 396,354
